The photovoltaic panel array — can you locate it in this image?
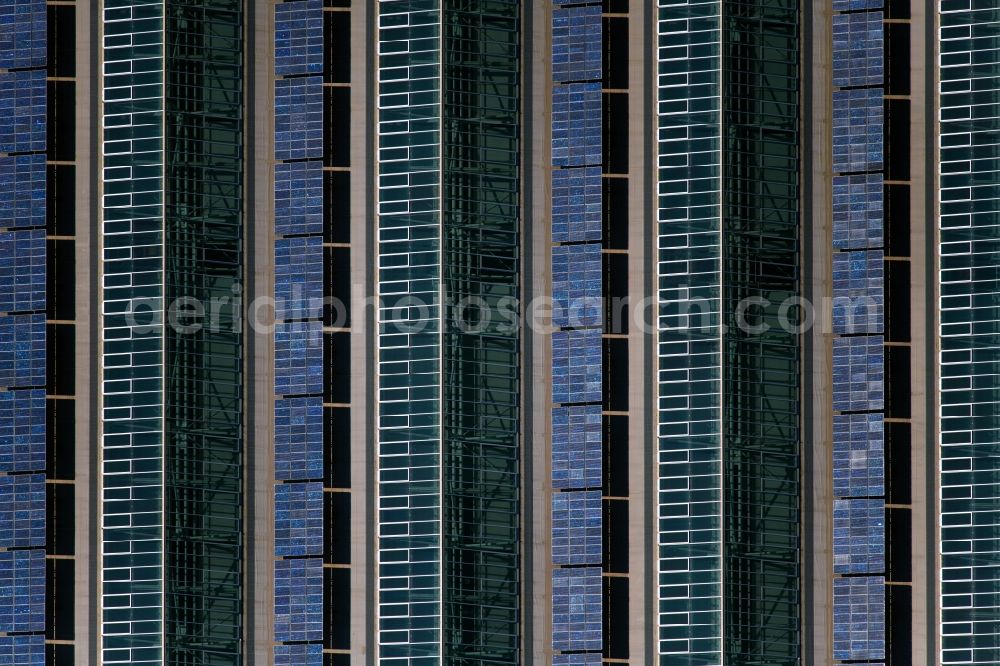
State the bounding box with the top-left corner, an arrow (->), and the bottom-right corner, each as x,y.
275,76 -> 323,161
275,160 -> 323,236
0,474 -> 43,548
0,156 -> 44,231
833,174 -> 883,249
553,654 -> 603,666
552,166 -> 602,243
0,231 -> 45,314
832,0 -> 883,9
274,0 -> 323,77
275,236 -> 323,321
0,314 -> 44,389
0,70 -> 45,154
0,0 -> 45,70
0,550 -> 43,633
552,243 -> 602,328
552,566 -> 602,651
833,12 -> 884,88
274,642 -> 322,666
833,499 -> 885,574
274,557 -> 323,642
275,481 -> 323,557
552,328 -> 602,404
833,576 -> 886,661
833,413 -> 884,498
275,321 -> 323,397
552,6 -> 602,84
0,634 -> 44,665
833,335 -> 884,413
552,405 -> 602,490
832,250 -> 884,334
833,88 -> 883,174
274,397 -> 323,481
552,83 -> 602,167
552,490 -> 602,565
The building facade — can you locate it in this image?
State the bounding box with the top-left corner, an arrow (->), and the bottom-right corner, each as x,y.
0,0 -> 991,665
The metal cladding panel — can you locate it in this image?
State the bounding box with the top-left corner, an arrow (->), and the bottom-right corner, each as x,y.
0,550 -> 43,633
274,0 -> 323,76
275,236 -> 323,321
0,230 -> 45,314
274,643 -> 322,666
274,481 -> 323,557
0,70 -> 45,154
0,156 -> 45,230
274,75 -> 323,161
833,12 -> 884,88
0,314 -> 44,389
274,397 -> 323,481
833,413 -> 884,498
275,160 -> 324,236
0,473 -> 44,548
552,405 -> 602,490
832,249 -> 884,335
833,576 -> 886,661
0,0 -> 45,70
833,499 -> 885,574
552,490 -> 602,566
552,328 -> 602,405
552,243 -> 602,329
833,173 -> 883,250
552,82 -> 602,167
552,5 -> 602,83
0,634 -> 44,665
552,166 -> 602,243
274,557 -> 323,642
552,566 -> 602,651
832,88 -> 883,174
274,321 -> 323,397
832,335 -> 884,412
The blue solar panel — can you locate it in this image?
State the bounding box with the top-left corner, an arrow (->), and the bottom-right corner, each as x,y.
833,413 -> 884,498
832,0 -> 883,9
833,12 -> 884,88
833,173 -> 883,250
275,160 -> 324,236
832,250 -> 884,334
0,314 -> 45,389
0,473 -> 44,548
0,634 -> 44,666
552,243 -> 602,328
552,490 -> 602,566
552,566 -> 602,651
275,481 -> 323,557
552,82 -> 602,167
552,328 -> 602,404
275,76 -> 323,161
832,335 -> 883,412
833,576 -> 885,661
275,0 -> 323,76
275,236 -> 323,321
275,396 -> 324,481
0,155 -> 45,231
0,549 -> 43,633
274,643 -> 322,666
274,321 -> 323,397
274,557 -> 323,643
552,6 -> 602,84
552,405 -> 602,490
0,230 -> 45,314
553,654 -> 603,666
0,390 -> 44,473
833,88 -> 883,174
834,499 -> 885,574
552,166 -> 602,243
0,0 -> 45,71
0,70 -> 45,154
